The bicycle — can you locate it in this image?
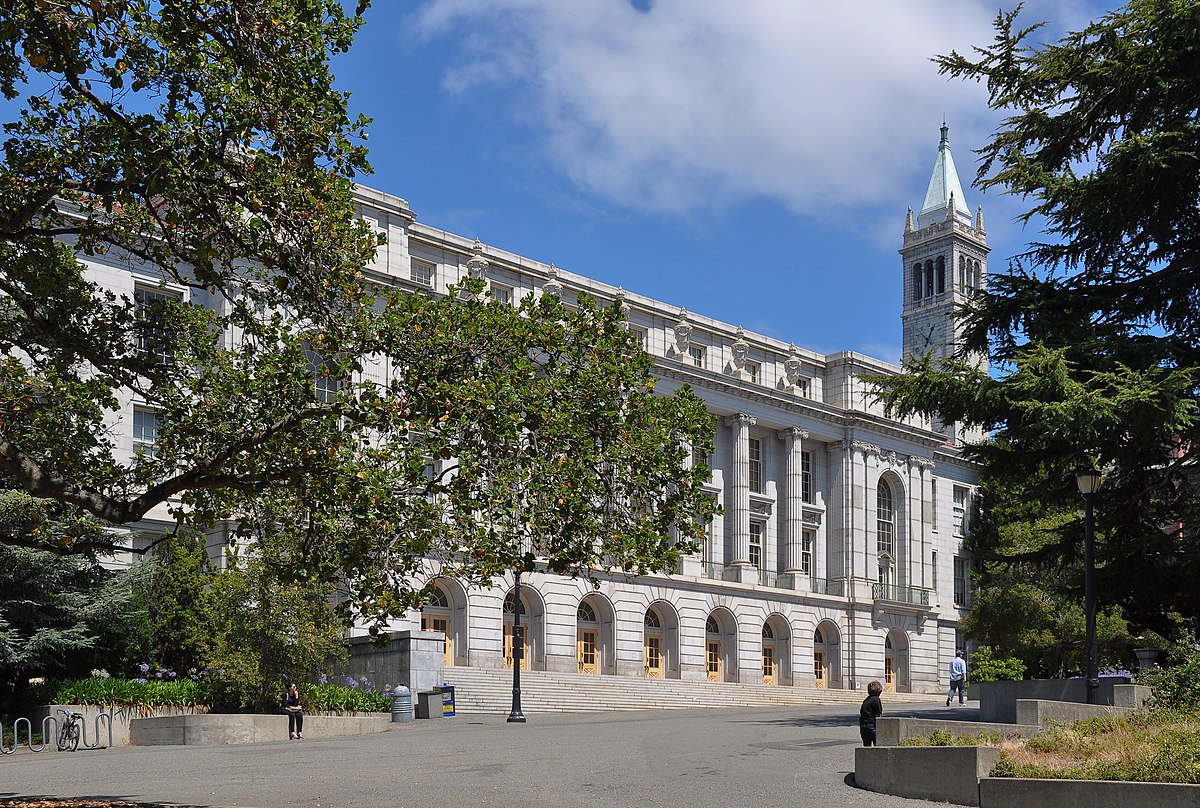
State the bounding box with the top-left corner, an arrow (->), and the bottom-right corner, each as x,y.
56,709 -> 82,752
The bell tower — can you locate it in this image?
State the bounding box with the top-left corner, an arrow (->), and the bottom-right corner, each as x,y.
900,123 -> 989,442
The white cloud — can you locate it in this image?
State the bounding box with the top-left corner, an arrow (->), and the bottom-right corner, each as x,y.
413,0 -> 1000,220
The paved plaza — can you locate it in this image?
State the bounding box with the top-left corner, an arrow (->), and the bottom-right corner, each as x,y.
1,701 -> 975,808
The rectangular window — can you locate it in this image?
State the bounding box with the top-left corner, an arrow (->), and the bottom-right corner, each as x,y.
793,377 -> 810,398
691,441 -> 711,478
490,283 -> 513,306
410,259 -> 435,287
801,450 -> 813,503
932,478 -> 938,531
953,556 -> 969,607
745,361 -> 760,384
688,345 -> 705,368
629,326 -> 647,347
748,437 -> 763,494
135,287 -> 180,365
749,521 -> 763,569
932,550 -> 938,592
953,485 -> 969,536
133,408 -> 160,459
801,529 -> 814,575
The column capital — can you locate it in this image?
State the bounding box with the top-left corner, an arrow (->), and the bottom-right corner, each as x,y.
778,427 -> 809,442
909,457 -> 936,469
851,440 -> 882,457
724,413 -> 757,428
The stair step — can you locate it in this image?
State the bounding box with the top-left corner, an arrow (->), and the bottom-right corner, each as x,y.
433,667 -> 944,714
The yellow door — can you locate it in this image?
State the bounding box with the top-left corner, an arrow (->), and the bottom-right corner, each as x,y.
762,646 -> 776,686
503,623 -> 529,670
706,640 -> 722,682
814,651 -> 826,688
644,635 -> 662,679
577,629 -> 598,675
884,653 -> 895,692
422,615 -> 452,667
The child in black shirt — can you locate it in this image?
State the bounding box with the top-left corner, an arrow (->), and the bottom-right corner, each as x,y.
859,680 -> 883,747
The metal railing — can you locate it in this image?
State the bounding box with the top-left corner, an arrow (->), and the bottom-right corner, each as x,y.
872,583 -> 930,606
811,578 -> 845,597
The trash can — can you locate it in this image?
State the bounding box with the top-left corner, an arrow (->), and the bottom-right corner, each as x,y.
415,690 -> 442,719
434,684 -> 456,717
388,685 -> 412,723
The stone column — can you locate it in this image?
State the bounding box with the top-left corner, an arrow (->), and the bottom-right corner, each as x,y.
778,427 -> 809,588
724,414 -> 755,579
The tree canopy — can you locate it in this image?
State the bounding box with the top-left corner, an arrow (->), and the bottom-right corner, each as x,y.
0,2 -> 717,628
874,0 -> 1200,634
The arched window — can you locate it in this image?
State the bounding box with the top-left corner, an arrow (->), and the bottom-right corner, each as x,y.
973,260 -> 982,289
935,256 -> 946,294
762,623 -> 773,639
428,586 -> 448,608
924,262 -> 934,298
913,264 -> 923,301
814,627 -> 824,645
503,591 -> 521,614
577,601 -> 597,623
877,479 -> 894,556
706,616 -> 719,634
645,610 -> 661,629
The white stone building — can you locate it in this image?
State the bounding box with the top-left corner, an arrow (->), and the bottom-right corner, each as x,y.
82,126 -> 985,695
366,126 -> 988,695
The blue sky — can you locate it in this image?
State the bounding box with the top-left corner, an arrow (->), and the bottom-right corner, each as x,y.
329,0 -> 1125,363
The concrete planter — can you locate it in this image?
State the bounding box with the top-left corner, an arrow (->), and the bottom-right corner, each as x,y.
875,716 -> 1039,747
129,711 -> 392,745
855,745 -> 1000,807
980,777 -> 1200,808
30,704 -> 205,747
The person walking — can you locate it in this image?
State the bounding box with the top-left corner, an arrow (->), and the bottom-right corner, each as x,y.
947,650 -> 967,706
859,680 -> 884,747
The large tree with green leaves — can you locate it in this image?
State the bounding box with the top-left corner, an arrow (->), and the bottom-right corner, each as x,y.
0,0 -> 380,541
875,0 -> 1200,635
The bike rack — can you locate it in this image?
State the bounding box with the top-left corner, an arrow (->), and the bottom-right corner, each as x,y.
1,710 -> 113,755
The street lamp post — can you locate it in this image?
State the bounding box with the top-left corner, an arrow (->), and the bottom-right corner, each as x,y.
1076,468 -> 1101,705
507,569 -> 527,723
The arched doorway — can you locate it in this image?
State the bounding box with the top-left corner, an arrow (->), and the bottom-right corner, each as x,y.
885,628 -> 910,693
762,624 -> 777,685
503,584 -> 545,671
577,600 -> 599,675
421,584 -> 453,667
420,577 -> 468,667
814,620 -> 841,689
643,601 -> 681,680
762,614 -> 791,686
644,609 -> 664,678
705,608 -> 737,683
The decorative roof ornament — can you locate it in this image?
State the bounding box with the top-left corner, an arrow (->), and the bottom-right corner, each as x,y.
975,205 -> 986,234
542,263 -> 563,297
731,326 -> 749,369
784,343 -> 804,383
466,238 -> 490,281
673,308 -> 692,350
904,207 -> 915,235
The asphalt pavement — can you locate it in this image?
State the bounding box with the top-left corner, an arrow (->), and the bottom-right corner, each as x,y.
1,701 -> 979,808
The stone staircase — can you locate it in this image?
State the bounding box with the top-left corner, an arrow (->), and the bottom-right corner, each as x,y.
435,666 -> 946,715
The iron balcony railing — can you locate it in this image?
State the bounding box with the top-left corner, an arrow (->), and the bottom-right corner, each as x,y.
872,583 -> 930,607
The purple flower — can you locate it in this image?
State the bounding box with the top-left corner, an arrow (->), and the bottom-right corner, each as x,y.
346,675 -> 359,688
318,673 -> 329,685
138,662 -> 150,675
168,670 -> 177,679
134,678 -> 147,684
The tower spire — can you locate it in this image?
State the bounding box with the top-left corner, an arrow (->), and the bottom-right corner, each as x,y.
918,123 -> 971,228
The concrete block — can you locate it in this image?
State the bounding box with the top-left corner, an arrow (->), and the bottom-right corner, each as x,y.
979,777 -> 1200,808
855,745 -> 999,807
129,712 -> 393,745
1112,684 -> 1152,709
976,678 -> 1131,724
1014,699 -> 1134,727
875,716 -> 1040,747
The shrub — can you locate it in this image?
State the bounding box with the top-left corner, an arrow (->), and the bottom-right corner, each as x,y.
1139,644 -> 1200,711
301,682 -> 389,714
48,675 -> 209,713
969,645 -> 1027,683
